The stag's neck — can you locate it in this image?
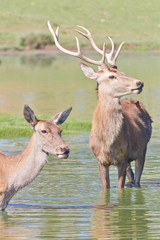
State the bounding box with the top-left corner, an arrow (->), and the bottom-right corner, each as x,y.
92,93 -> 124,150
98,92 -> 122,112
8,134 -> 48,191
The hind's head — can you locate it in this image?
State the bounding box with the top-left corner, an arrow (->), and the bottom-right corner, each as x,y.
24,105 -> 72,159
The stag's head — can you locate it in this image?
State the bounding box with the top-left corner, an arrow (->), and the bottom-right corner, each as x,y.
24,105 -> 72,159
80,63 -> 143,98
48,21 -> 144,99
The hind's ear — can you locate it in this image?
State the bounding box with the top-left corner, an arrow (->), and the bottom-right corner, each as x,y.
23,104 -> 38,128
51,107 -> 72,125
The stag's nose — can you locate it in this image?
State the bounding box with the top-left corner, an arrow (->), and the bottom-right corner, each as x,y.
136,81 -> 144,88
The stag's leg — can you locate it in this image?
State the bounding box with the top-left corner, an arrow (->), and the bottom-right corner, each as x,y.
126,163 -> 135,186
98,162 -> 110,189
135,147 -> 147,187
117,161 -> 127,188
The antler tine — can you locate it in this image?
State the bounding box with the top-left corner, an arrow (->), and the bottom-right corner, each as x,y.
113,41 -> 125,63
76,25 -> 90,38
48,21 -> 106,67
55,26 -> 59,39
105,36 -> 124,67
76,26 -> 124,67
101,43 -> 106,65
77,41 -> 106,66
106,36 -> 114,60
75,36 -> 80,54
48,20 -> 78,57
77,25 -> 102,54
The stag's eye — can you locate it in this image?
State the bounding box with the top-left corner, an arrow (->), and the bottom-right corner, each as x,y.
41,130 -> 47,134
109,75 -> 116,79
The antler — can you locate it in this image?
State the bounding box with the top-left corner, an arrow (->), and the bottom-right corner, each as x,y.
47,21 -> 106,67
76,25 -> 124,67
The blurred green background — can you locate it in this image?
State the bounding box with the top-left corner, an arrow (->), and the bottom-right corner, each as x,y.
0,0 -> 160,51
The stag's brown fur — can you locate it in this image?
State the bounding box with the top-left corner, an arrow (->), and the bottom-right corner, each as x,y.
90,98 -> 151,166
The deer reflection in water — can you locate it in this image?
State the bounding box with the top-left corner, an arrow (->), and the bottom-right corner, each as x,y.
92,189 -> 149,239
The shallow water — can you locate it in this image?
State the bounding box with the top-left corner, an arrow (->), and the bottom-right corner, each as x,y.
0,52 -> 160,239
0,131 -> 160,240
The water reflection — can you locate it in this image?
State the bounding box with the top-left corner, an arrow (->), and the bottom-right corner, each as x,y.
0,211 -> 40,240
0,205 -> 94,239
92,189 -> 149,240
20,54 -> 55,67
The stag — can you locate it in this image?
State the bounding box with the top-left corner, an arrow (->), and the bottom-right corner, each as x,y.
48,21 -> 152,189
0,104 -> 72,210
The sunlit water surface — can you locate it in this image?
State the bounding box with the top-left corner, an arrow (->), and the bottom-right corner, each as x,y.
0,52 -> 160,239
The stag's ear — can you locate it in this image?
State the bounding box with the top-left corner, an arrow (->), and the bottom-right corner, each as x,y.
51,107 -> 72,125
80,63 -> 98,80
23,104 -> 38,128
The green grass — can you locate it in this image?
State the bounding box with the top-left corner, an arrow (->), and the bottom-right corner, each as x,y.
0,0 -> 160,50
0,112 -> 91,137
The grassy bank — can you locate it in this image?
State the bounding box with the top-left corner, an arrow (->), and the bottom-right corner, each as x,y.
0,112 -> 91,137
0,0 -> 160,51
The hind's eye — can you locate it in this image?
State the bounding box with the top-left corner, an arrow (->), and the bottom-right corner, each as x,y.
109,75 -> 116,79
41,130 -> 47,134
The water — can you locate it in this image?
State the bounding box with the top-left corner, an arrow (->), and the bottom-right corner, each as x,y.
0,51 -> 160,121
0,52 -> 160,239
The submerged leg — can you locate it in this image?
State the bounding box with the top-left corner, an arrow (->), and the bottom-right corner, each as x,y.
117,162 -> 127,188
135,148 -> 147,187
98,162 -> 110,189
126,163 -> 135,186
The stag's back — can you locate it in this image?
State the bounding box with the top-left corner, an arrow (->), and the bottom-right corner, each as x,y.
122,99 -> 152,144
